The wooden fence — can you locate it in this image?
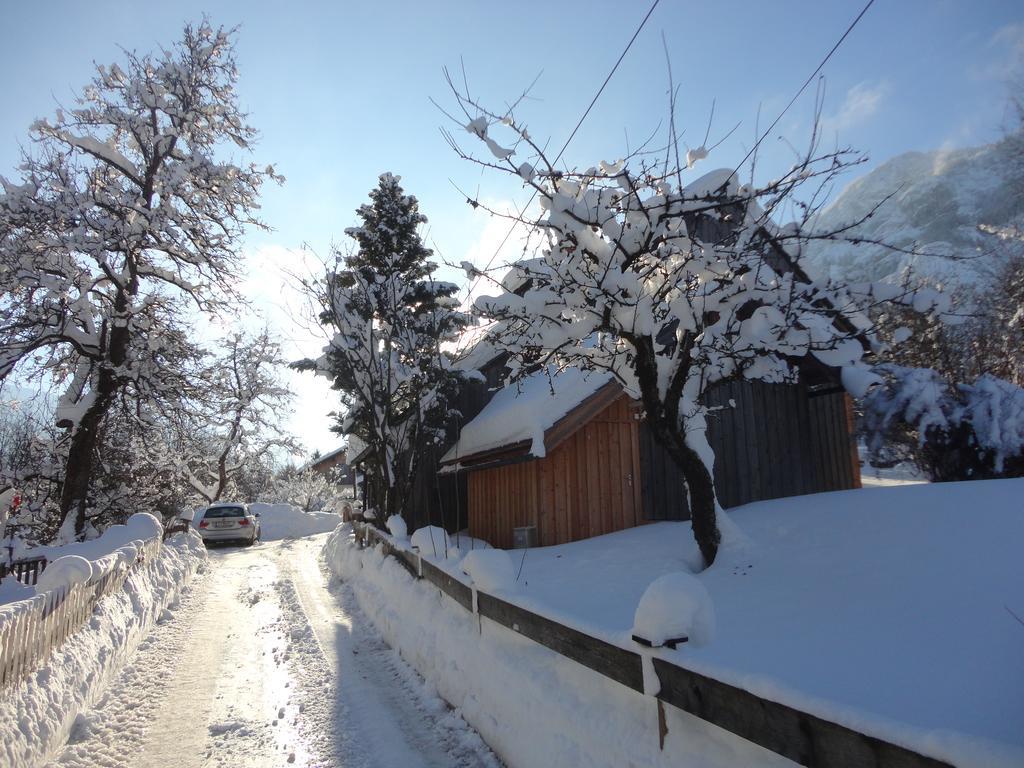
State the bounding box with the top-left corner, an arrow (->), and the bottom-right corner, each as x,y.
355,524 -> 953,768
0,555 -> 48,586
0,518 -> 187,588
0,536 -> 163,692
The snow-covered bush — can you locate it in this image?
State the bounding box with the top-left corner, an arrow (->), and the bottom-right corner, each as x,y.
460,549 -> 516,593
863,364 -> 1024,481
385,514 -> 408,539
410,525 -> 452,557
273,467 -> 338,513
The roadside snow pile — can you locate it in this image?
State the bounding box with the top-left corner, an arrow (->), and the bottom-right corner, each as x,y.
460,549 -> 516,593
0,530 -> 206,768
247,502 -> 339,541
385,514 -> 408,539
632,572 -> 715,647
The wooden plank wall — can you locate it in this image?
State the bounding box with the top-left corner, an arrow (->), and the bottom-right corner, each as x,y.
806,390 -> 860,493
468,460 -> 539,549
466,380 -> 861,542
468,396 -> 642,548
704,381 -> 859,508
638,424 -> 690,521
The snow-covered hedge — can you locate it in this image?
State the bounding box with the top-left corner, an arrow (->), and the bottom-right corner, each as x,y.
0,531 -> 206,768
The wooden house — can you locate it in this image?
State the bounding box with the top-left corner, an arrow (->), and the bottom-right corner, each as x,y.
348,169 -> 864,543
435,362 -> 860,550
306,446 -> 354,484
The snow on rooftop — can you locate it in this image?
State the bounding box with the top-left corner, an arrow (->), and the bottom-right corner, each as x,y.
447,320 -> 503,374
442,367 -> 613,464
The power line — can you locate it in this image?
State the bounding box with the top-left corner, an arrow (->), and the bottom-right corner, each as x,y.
731,0 -> 877,178
458,0 -> 874,313
459,0 -> 661,307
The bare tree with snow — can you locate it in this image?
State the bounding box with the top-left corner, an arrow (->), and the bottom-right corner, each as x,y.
182,330 -> 299,504
0,22 -> 280,540
444,89 -> 944,567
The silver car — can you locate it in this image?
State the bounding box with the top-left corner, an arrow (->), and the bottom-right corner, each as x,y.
197,503 -> 261,546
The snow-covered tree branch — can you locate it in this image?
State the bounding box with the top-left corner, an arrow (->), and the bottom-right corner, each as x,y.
181,330 -> 299,504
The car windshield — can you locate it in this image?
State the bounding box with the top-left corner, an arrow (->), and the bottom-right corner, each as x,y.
203,506 -> 246,519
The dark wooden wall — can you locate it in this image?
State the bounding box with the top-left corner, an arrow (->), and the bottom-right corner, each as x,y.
468,396 -> 642,548
638,380 -> 860,519
638,424 -> 691,521
375,354 -> 506,534
704,380 -> 859,509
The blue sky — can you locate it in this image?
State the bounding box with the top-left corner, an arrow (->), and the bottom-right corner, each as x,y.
2,1 -> 1022,455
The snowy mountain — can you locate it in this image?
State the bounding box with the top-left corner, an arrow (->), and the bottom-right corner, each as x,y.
802,134 -> 1023,287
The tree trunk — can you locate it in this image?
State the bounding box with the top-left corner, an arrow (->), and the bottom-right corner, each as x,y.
58,312 -> 131,540
646,415 -> 721,568
58,383 -> 113,538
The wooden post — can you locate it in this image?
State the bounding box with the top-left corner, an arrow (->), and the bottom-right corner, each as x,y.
657,698 -> 668,750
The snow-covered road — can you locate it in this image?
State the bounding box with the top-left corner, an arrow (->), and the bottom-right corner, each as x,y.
47,534 -> 499,768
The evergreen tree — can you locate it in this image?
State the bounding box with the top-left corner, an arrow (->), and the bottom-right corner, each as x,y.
300,173 -> 467,522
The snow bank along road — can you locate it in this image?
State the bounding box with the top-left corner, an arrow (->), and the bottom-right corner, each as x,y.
47,533 -> 499,768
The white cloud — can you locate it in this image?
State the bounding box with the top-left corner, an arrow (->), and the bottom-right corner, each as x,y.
991,22 -> 1024,75
823,80 -> 889,135
454,198 -> 541,310
236,242 -> 339,459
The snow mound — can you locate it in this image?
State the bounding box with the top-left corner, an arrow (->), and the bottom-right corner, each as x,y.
460,549 -> 516,593
35,555 -> 93,593
247,502 -> 340,541
633,571 -> 715,647
410,526 -> 451,557
386,514 -> 408,540
124,512 -> 163,541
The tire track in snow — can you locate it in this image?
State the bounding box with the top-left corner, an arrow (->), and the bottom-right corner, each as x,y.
44,536 -> 498,768
272,535 -> 501,768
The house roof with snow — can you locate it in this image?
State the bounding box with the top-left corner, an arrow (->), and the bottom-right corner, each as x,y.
303,444 -> 349,473
439,367 -> 619,468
